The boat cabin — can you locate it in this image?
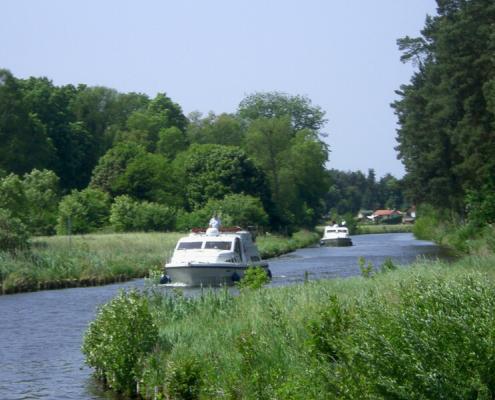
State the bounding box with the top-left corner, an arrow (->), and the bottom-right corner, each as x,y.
170,228 -> 262,265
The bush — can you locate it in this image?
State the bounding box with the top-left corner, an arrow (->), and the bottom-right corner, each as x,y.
333,274 -> 495,399
412,204 -> 447,241
466,184 -> 495,227
175,194 -> 269,231
56,188 -> 110,234
110,195 -> 175,232
204,194 -> 269,228
0,169 -> 60,235
165,357 -> 203,400
237,266 -> 270,290
82,290 -> 158,396
0,208 -> 30,251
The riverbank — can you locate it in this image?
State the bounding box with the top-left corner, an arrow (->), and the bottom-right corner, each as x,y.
83,252 -> 495,399
0,230 -> 318,295
356,223 -> 413,234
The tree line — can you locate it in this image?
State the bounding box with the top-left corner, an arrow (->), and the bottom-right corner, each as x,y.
0,72 -> 333,236
0,68 -> 407,241
394,0 -> 495,227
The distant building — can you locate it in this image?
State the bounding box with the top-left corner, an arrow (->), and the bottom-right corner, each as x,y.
371,209 -> 403,224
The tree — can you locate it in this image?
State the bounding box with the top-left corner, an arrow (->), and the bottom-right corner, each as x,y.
110,195 -> 175,232
393,0 -> 495,213
244,117 -> 329,227
0,70 -> 55,174
0,209 -> 30,251
156,126 -> 188,159
186,112 -> 245,146
238,91 -> 327,133
244,117 -> 292,209
204,194 -> 269,228
121,93 -> 187,152
56,188 -> 111,234
22,169 -> 60,235
114,153 -> 181,206
174,144 -> 270,211
90,142 -> 147,196
0,169 -> 60,235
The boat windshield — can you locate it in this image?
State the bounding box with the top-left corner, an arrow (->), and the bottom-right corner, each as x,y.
204,241 -> 232,250
177,241 -> 203,250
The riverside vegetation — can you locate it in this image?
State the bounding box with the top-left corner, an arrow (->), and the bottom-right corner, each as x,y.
83,253 -> 495,399
0,230 -> 318,294
82,208 -> 495,399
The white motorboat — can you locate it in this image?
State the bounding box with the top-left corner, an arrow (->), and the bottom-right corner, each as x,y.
160,226 -> 270,286
320,225 -> 353,247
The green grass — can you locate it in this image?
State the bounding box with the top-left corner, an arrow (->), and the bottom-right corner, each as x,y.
356,223 -> 414,234
83,252 -> 495,399
0,230 -> 318,294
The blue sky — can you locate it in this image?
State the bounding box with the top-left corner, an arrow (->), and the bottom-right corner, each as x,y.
1,0 -> 437,177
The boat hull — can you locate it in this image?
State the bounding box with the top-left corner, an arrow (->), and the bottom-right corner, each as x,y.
164,262 -> 270,286
320,238 -> 353,247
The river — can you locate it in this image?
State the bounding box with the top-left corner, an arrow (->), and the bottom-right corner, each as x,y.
0,233 -> 449,400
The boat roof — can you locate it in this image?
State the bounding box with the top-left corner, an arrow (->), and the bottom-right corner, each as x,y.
179,227 -> 250,242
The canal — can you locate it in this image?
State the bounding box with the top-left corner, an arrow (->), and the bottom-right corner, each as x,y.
0,233 -> 449,400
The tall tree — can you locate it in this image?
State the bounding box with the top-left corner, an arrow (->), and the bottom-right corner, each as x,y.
238,91 -> 327,133
244,117 -> 329,227
186,112 -> 245,146
173,144 -> 271,212
0,70 -> 55,174
393,0 -> 495,211
120,93 -> 187,152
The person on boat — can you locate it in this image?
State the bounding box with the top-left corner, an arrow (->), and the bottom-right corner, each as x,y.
209,214 -> 221,229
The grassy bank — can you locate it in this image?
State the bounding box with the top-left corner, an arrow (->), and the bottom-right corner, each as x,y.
0,230 -> 318,295
83,254 -> 495,399
356,223 -> 414,234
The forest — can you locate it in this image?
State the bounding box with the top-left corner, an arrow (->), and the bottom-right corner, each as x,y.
393,0 -> 495,248
0,70 -> 407,244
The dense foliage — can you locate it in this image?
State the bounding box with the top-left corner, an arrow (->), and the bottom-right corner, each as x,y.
393,0 -> 495,217
82,262 -> 495,399
0,208 -> 30,251
0,71 -> 341,234
325,168 -> 406,215
82,290 -> 158,395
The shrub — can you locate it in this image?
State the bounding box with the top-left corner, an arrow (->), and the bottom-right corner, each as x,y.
82,290 -> 158,395
0,169 -> 60,235
306,295 -> 351,363
110,195 -> 175,232
175,194 -> 269,231
0,208 -> 30,251
412,204 -> 447,241
335,274 -> 495,399
204,194 -> 269,228
165,357 -> 203,400
56,188 -> 110,234
237,266 -> 270,290
466,183 -> 495,227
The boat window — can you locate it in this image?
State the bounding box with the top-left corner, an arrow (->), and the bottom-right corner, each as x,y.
204,241 -> 232,250
177,241 -> 203,250
338,229 -> 347,233
234,238 -> 242,256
